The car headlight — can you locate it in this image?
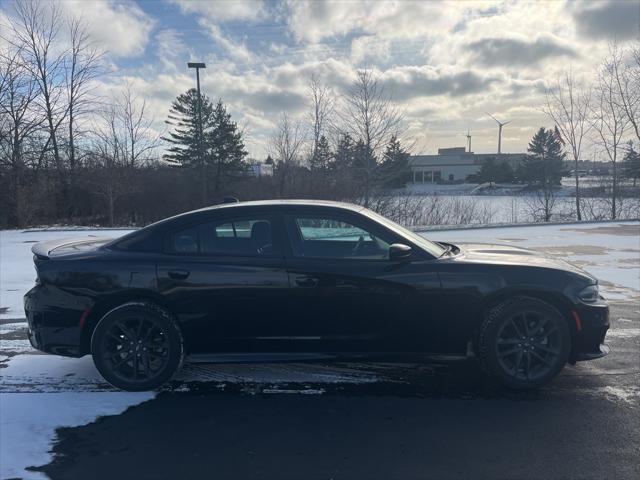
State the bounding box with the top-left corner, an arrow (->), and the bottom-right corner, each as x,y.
579,284 -> 599,303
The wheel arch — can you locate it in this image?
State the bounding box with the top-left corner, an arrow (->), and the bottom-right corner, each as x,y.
475,288 -> 579,359
80,291 -> 174,355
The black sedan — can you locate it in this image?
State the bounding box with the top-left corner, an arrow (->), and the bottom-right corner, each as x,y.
24,200 -> 609,391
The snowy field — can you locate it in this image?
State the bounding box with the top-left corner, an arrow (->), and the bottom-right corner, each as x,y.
425,222 -> 640,299
0,222 -> 639,479
2,221 -> 637,320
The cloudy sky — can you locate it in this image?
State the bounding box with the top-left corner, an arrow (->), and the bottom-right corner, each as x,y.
3,0 -> 639,159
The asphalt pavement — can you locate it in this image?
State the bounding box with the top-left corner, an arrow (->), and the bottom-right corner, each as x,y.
32,300 -> 640,480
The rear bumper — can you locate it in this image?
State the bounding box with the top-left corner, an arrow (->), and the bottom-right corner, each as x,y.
572,300 -> 610,362
24,284 -> 87,357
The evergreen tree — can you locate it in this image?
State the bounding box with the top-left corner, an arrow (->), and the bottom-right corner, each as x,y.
163,90 -> 247,199
309,135 -> 333,171
623,143 -> 640,187
521,127 -> 566,221
208,100 -> 248,193
520,127 -> 565,186
380,135 -> 410,188
333,134 -> 356,171
163,88 -> 215,167
477,158 -> 515,185
264,155 -> 274,165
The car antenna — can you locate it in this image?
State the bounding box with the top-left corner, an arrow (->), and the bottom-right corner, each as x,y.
222,196 -> 240,204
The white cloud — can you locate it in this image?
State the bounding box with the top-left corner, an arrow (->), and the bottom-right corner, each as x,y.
285,0 -> 462,43
10,0 -> 633,159
168,0 -> 267,22
60,0 -> 155,57
200,20 -> 254,64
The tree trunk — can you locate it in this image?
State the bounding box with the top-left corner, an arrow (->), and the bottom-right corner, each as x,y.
108,193 -> 115,227
612,161 -> 617,220
574,157 -> 581,221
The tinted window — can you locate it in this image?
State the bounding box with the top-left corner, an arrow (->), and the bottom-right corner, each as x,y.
286,215 -> 390,260
168,217 -> 274,256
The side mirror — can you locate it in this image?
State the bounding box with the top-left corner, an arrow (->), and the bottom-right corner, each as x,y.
389,243 -> 412,262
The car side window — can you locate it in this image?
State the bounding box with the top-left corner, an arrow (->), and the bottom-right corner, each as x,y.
285,215 -> 391,260
168,217 -> 275,256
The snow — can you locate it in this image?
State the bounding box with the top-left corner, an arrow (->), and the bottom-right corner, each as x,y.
0,392 -> 154,479
0,354 -> 154,479
0,229 -> 132,319
423,221 -> 640,299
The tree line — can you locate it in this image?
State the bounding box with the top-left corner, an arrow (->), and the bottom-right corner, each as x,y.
1,1 -> 638,229
0,2 -> 409,228
543,42 -> 640,220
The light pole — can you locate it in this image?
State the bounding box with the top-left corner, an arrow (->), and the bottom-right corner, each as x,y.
188,62 -> 207,203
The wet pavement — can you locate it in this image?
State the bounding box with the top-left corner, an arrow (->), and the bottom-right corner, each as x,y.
10,299 -> 637,480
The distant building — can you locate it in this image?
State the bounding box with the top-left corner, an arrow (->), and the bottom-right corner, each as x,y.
248,163 -> 274,177
409,147 -> 525,184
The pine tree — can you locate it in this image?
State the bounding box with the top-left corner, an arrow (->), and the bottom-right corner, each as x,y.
522,127 -> 566,221
208,100 -> 248,193
521,127 -> 565,186
380,135 -> 410,188
163,90 -> 247,199
163,88 -> 215,167
309,135 -> 333,171
333,134 -> 356,171
623,143 -> 640,187
477,158 -> 515,185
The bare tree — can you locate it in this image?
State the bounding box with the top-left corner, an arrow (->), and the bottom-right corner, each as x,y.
65,16 -> 102,172
544,70 -> 591,220
612,41 -> 640,144
89,106 -> 130,226
10,0 -> 68,174
269,112 -> 305,197
0,44 -> 43,226
308,74 -> 335,165
592,44 -> 630,219
341,69 -> 403,207
119,84 -> 159,167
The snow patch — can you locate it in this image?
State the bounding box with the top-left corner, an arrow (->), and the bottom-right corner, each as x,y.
0,392 -> 154,480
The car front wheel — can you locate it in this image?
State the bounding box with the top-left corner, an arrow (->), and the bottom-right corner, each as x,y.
91,302 -> 184,391
478,297 -> 571,389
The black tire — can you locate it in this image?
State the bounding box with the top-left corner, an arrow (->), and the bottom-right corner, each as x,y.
478,296 -> 570,389
91,301 -> 184,391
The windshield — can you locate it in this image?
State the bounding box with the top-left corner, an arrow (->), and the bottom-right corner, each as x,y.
362,208 -> 447,258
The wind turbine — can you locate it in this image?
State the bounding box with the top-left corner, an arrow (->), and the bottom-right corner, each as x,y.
487,113 -> 511,154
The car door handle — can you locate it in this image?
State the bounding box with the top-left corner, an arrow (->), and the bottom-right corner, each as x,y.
168,269 -> 190,280
295,276 -> 319,288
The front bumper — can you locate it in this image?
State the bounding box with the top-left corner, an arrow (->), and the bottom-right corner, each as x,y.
24,284 -> 89,357
572,300 -> 610,362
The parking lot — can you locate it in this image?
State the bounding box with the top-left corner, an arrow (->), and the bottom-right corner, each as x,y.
1,221 -> 639,479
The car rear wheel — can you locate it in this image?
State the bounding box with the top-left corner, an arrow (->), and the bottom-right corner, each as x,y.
478,297 -> 570,389
91,302 -> 184,391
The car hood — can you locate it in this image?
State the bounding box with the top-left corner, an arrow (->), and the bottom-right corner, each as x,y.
451,242 -> 596,282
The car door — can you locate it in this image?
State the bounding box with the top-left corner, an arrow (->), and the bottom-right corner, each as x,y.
282,209 -> 442,354
157,213 -> 291,353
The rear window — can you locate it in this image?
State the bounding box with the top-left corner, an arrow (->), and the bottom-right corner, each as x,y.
108,230 -> 161,253
167,217 -> 276,257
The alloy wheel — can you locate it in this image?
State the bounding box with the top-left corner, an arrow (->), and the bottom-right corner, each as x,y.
101,315 -> 171,383
495,310 -> 562,381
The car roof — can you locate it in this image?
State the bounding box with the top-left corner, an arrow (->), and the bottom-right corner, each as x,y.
141,199 -> 366,232
166,199 -> 366,222
193,199 -> 364,213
